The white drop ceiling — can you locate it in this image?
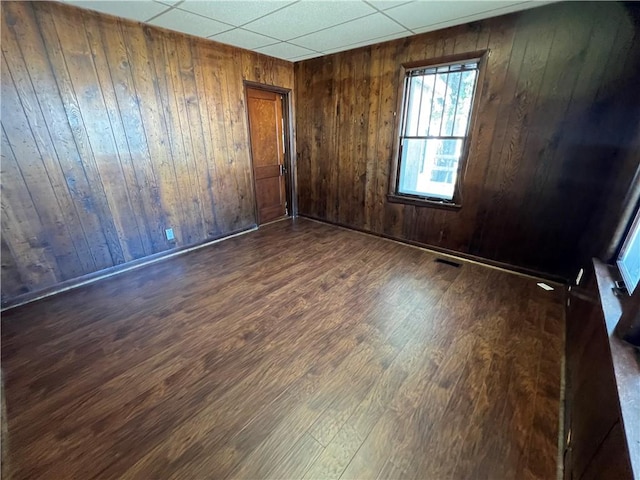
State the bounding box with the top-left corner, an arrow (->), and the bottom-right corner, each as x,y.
63,0 -> 549,62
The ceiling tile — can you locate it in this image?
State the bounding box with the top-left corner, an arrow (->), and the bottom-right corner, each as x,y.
149,8 -> 233,37
178,1 -> 295,27
385,1 -> 525,31
66,0 -> 551,59
322,29 -> 410,53
243,0 -> 377,41
290,52 -> 323,62
67,0 -> 170,22
255,42 -> 317,60
209,28 -> 279,50
367,0 -> 412,11
293,12 -> 406,52
410,1 -> 544,33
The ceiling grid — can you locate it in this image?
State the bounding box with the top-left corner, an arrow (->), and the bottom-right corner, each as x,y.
63,0 -> 549,61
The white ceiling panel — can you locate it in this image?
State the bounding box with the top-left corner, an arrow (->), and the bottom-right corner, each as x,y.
322,29 -> 410,54
293,12 -> 404,52
60,0 -> 552,61
209,28 -> 279,49
288,52 -> 323,62
366,0 -> 412,11
255,42 -> 318,60
67,0 -> 170,21
178,1 -> 295,27
411,2 -> 545,33
243,0 -> 377,41
149,7 -> 233,36
384,1 -> 530,31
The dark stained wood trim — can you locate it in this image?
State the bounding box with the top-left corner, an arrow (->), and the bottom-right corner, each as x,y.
244,85 -> 265,225
387,193 -> 462,210
401,49 -> 489,70
388,62 -> 411,196
607,179 -> 640,261
299,213 -> 567,284
1,224 -> 257,312
456,49 -> 489,205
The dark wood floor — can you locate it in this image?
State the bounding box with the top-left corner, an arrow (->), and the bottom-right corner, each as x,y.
1,218 -> 564,479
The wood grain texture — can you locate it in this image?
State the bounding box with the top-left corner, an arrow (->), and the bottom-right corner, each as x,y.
564,267 -> 634,480
1,218 -> 565,480
295,1 -> 640,279
247,87 -> 287,224
0,0 -> 294,305
1,371 -> 7,479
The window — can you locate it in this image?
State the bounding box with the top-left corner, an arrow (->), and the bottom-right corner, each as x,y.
617,204 -> 640,294
391,55 -> 483,206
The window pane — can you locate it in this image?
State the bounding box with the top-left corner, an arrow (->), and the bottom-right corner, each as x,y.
404,76 -> 421,137
398,61 -> 479,204
416,75 -> 435,136
428,73 -> 448,136
440,71 -> 462,136
452,70 -> 478,136
617,208 -> 640,294
404,75 -> 436,137
398,138 -> 463,200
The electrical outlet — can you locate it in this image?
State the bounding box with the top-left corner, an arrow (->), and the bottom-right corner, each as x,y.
165,228 -> 175,241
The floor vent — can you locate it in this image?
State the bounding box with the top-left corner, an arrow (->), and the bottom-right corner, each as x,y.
435,258 -> 461,268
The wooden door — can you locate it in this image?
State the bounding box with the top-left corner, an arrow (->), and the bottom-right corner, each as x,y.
246,87 -> 287,224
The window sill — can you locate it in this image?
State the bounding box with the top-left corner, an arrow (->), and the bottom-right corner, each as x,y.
592,258 -> 640,479
387,194 -> 462,211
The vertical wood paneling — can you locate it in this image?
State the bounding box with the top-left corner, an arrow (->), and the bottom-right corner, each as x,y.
476,7 -> 557,262
99,19 -> 168,253
6,2 -> 115,271
295,1 -> 640,278
511,4 -> 599,268
0,127 -> 59,289
0,58 -> 82,281
0,1 -> 294,305
84,13 -> 154,258
35,2 -> 127,266
55,6 -> 146,262
2,30 -> 95,276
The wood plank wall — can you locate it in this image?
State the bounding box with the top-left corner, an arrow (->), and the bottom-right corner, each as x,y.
0,1 -> 294,305
295,1 -> 640,279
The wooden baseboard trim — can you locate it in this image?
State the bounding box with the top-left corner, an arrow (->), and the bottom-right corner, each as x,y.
259,215 -> 291,227
298,214 -> 567,285
1,225 -> 258,312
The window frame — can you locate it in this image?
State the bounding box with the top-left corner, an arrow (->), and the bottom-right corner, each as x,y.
388,50 -> 488,210
615,199 -> 640,295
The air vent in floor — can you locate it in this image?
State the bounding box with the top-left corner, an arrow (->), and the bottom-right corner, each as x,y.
434,258 -> 461,268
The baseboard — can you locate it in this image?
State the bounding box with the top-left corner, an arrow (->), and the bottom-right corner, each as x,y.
1,225 -> 258,312
298,214 -> 567,285
3,216 -> 567,312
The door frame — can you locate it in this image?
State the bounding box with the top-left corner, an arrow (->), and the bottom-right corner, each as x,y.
243,81 -> 297,225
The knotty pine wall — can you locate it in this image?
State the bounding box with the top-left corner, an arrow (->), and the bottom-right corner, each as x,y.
295,1 -> 640,279
0,1 -> 294,304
